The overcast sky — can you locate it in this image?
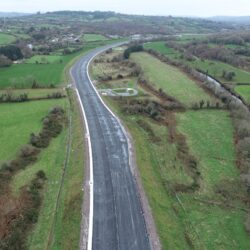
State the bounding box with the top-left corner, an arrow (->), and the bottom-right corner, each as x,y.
1,0 -> 250,17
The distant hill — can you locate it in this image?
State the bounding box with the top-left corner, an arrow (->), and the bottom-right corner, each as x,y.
17,11 -> 234,36
208,16 -> 250,25
0,12 -> 31,18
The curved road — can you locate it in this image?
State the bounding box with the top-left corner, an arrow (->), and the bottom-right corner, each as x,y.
71,44 -> 151,250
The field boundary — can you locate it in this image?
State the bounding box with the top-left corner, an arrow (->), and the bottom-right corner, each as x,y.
46,99 -> 73,249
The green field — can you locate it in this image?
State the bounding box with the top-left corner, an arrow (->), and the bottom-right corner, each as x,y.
6,92 -> 83,250
177,110 -> 249,249
191,59 -> 250,84
235,85 -> 250,103
131,52 -> 214,106
26,55 -> 64,64
0,47 -> 93,88
177,110 -> 237,191
145,41 -> 250,84
0,99 -> 65,165
0,40 -> 122,89
144,41 -> 178,55
0,51 -> 86,88
83,33 -> 108,42
0,33 -> 16,45
0,63 -> 67,88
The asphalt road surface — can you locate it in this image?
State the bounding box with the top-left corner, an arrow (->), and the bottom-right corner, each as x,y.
71,44 -> 151,250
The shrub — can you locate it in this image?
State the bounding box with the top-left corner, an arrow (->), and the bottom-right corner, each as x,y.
222,70 -> 236,81
47,92 -> 63,99
136,119 -> 161,143
30,107 -> 65,148
0,92 -> 28,103
24,208 -> 39,223
238,137 -> 250,157
36,170 -> 46,180
0,45 -> 23,61
0,55 -> 12,67
236,121 -> 250,139
123,44 -> 143,59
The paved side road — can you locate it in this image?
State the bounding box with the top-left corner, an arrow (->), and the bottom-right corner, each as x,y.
71,44 -> 151,250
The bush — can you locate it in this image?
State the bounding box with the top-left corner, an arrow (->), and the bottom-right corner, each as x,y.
0,92 -> 28,103
123,44 -> 143,59
30,107 -> 65,148
237,121 -> 250,139
47,92 -> 64,99
63,48 -> 71,55
136,119 -> 161,143
0,55 -> 12,67
36,170 -> 46,180
24,208 -> 39,223
238,137 -> 250,157
222,70 -> 236,81
31,80 -> 40,89
0,45 -> 23,61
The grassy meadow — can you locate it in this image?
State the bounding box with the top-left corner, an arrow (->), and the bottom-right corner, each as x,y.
83,33 -> 108,42
26,55 -> 64,64
0,32 -> 16,45
235,85 -> 250,103
0,42 -> 111,89
144,41 -> 178,56
0,52 -> 82,88
191,59 -> 250,84
131,52 -> 214,106
144,41 -> 250,85
177,110 -> 237,191
176,110 -> 249,249
0,99 -> 66,165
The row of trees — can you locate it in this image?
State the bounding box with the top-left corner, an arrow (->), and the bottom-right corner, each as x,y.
180,43 -> 248,68
208,32 -> 250,46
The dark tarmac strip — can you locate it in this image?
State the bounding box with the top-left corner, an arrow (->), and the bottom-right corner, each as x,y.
71,44 -> 151,250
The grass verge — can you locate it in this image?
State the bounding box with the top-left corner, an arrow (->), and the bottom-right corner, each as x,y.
49,89 -> 85,250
